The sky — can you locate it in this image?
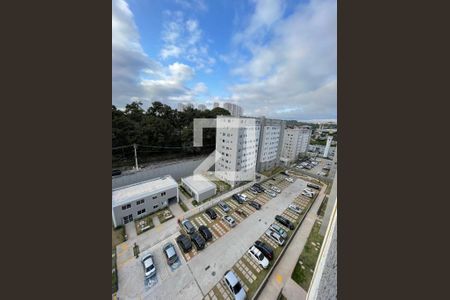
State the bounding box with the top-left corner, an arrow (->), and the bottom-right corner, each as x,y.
112,0 -> 336,121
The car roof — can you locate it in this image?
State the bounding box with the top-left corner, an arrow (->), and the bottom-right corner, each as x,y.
143,255 -> 154,267
164,244 -> 176,257
225,271 -> 239,286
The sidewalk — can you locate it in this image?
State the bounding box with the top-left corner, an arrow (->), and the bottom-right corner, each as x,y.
257,185 -> 327,300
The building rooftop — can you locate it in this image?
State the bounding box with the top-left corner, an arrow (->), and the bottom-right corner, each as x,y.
182,174 -> 216,194
112,175 -> 178,207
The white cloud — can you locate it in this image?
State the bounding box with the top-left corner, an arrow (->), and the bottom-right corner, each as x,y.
112,0 -> 208,108
159,11 -> 215,72
228,0 -> 337,120
174,0 -> 207,12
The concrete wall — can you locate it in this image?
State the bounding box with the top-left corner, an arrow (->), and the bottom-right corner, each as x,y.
320,173 -> 337,235
112,156 -> 209,189
112,186 -> 178,227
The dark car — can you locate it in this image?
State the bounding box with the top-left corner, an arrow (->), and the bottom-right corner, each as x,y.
280,171 -> 288,176
176,234 -> 193,253
205,208 -> 217,220
181,219 -> 196,235
163,243 -> 178,266
191,232 -> 206,250
275,215 -> 295,230
112,169 -> 122,176
253,184 -> 264,192
248,200 -> 261,210
307,183 -> 320,190
254,240 -> 274,260
198,225 -> 213,241
232,194 -> 244,204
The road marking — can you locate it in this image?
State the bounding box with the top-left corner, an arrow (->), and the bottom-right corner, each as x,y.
276,273 -> 283,284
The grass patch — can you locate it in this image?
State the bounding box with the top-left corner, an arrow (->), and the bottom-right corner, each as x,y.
214,179 -> 231,193
135,214 -> 155,235
179,200 -> 189,212
112,248 -> 118,294
261,166 -> 286,177
157,209 -> 174,224
317,197 -> 328,217
112,223 -> 125,249
192,200 -> 199,206
291,220 -> 325,290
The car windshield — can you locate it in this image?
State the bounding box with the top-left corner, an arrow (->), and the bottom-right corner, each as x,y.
233,282 -> 242,294
146,265 -> 154,272
257,253 -> 264,260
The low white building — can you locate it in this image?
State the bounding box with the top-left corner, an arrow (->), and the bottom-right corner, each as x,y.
112,175 -> 178,228
181,174 -> 217,202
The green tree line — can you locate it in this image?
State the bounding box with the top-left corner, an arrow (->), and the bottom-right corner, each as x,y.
112,101 -> 230,168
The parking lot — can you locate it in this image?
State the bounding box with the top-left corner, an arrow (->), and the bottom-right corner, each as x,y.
117,173 -> 321,300
203,184 -> 319,300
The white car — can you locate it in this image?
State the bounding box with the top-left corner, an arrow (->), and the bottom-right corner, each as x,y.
288,204 -> 302,214
285,177 -> 294,183
270,186 -> 281,193
239,193 -> 249,201
141,253 -> 156,278
302,190 -> 314,198
248,245 -> 269,269
224,270 -> 246,300
223,215 -> 236,228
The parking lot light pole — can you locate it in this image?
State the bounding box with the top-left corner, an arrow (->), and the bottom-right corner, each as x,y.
133,143 -> 139,171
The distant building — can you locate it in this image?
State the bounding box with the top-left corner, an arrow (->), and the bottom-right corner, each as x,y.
198,104 -> 207,111
223,102 -> 243,117
215,116 -> 260,187
323,136 -> 333,158
281,126 -> 312,162
181,174 -> 216,202
256,117 -> 285,172
112,175 -> 178,228
213,102 -> 220,109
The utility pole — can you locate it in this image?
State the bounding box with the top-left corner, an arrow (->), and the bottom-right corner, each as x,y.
133,143 -> 139,170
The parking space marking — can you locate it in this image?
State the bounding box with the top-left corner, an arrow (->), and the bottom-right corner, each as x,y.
231,212 -> 244,223
261,235 -> 279,249
215,207 -> 226,218
226,200 -> 238,210
243,253 -> 262,274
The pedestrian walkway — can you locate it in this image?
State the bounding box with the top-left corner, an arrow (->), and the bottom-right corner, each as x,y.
124,222 -> 137,240
258,184 -> 327,300
169,202 -> 184,217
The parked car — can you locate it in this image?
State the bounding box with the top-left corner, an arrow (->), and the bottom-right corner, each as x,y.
176,234 -> 193,253
248,200 -> 261,210
190,232 -> 206,250
254,240 -> 274,260
265,229 -> 285,246
224,270 -> 246,300
141,253 -> 156,278
275,215 -> 295,230
304,188 -> 315,194
198,225 -> 213,242
302,190 -> 314,198
163,243 -> 178,266
285,177 -> 294,183
205,208 -> 217,220
112,169 -> 122,176
288,204 -> 302,214
232,194 -> 244,204
270,186 -> 281,193
181,219 -> 196,235
218,201 -> 231,212
248,245 -> 269,269
265,190 -> 277,198
249,187 -> 258,194
223,215 -> 236,228
270,223 -> 288,239
239,193 -> 248,201
307,183 -> 320,190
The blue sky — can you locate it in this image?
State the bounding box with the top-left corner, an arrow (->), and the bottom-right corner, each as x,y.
112,0 -> 336,121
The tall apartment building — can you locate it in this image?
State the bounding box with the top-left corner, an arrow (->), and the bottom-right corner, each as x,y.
323,136 -> 333,158
215,116 -> 260,187
281,126 -> 312,162
223,102 -> 243,117
256,117 -> 285,172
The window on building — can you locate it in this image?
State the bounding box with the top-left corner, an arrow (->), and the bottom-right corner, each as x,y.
121,204 -> 131,210
153,205 -> 159,209
152,195 -> 157,200
137,209 -> 146,215
161,192 -> 166,196
136,199 -> 145,205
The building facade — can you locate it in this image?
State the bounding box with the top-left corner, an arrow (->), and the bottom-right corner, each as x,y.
256,117 -> 285,172
181,174 -> 216,202
223,102 -> 243,117
281,126 -> 312,162
323,136 -> 333,158
112,175 -> 178,228
215,116 -> 260,187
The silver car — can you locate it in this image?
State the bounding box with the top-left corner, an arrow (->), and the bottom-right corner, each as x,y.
223,215 -> 236,228
270,186 -> 281,193
288,204 -> 302,214
265,190 -> 277,198
141,253 -> 156,278
224,270 -> 246,300
270,223 -> 288,239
